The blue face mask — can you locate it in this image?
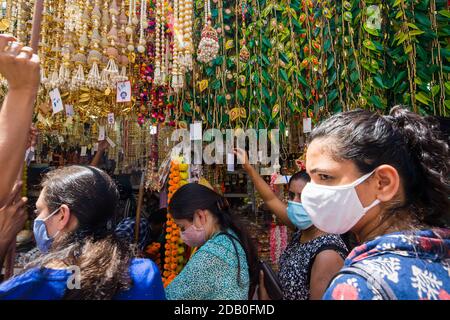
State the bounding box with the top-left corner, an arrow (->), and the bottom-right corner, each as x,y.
287,201 -> 313,230
33,207 -> 61,253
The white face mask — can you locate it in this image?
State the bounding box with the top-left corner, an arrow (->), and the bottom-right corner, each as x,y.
301,170 -> 380,234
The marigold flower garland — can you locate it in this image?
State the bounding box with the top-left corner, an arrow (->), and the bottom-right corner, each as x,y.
163,159 -> 189,287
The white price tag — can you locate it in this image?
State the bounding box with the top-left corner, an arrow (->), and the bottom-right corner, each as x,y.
49,88 -> 64,114
98,126 -> 106,141
150,125 -> 158,135
106,136 -> 116,148
80,146 -> 87,157
93,143 -> 99,152
58,136 -> 64,143
65,104 -> 74,117
116,81 -> 131,103
107,113 -> 115,124
303,118 -> 312,133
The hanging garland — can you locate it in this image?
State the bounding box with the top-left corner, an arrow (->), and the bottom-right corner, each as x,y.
163,159 -> 189,287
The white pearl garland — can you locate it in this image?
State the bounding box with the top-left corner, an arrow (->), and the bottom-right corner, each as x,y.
197,0 -> 219,64
138,0 -> 147,53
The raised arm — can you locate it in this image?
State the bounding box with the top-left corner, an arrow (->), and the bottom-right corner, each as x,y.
234,148 -> 294,229
0,182 -> 28,274
90,140 -> 109,167
0,35 -> 40,207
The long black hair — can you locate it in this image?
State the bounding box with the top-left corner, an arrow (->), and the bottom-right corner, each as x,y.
168,183 -> 259,299
28,166 -> 134,299
310,106 -> 450,229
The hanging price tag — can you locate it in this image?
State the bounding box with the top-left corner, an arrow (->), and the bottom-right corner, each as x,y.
150,126 -> 157,135
98,126 -> 106,141
65,104 -> 74,117
93,143 -> 99,152
49,88 -> 64,114
106,136 -> 116,148
58,136 -> 64,144
80,146 -> 87,157
107,113 -> 115,124
116,81 -> 131,103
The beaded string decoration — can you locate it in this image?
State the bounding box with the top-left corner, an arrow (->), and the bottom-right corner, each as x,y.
126,0 -> 136,52
137,0 -> 147,53
104,0 -> 120,88
239,0 -> 250,63
153,0 -> 165,85
171,0 -> 181,89
197,0 -> 219,64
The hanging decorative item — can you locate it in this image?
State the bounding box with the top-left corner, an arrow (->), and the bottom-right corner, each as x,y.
154,0 -> 166,86
137,0 -> 147,53
269,218 -> 288,266
171,0 -> 182,90
145,159 -> 161,192
238,0 -> 250,63
197,0 -> 219,64
145,242 -> 162,270
103,0 -> 120,88
163,158 -> 189,287
180,0 -> 194,71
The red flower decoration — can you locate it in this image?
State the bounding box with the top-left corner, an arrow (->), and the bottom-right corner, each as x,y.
332,283 -> 359,300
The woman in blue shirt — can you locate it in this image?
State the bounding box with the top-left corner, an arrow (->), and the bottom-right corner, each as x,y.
165,183 -> 258,300
0,165 -> 166,300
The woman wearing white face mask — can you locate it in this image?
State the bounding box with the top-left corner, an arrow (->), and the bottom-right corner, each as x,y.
234,148 -> 348,300
303,106 -> 450,300
165,183 -> 259,300
0,166 -> 166,300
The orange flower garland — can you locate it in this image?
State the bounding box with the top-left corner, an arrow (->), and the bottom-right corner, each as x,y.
162,159 -> 189,287
145,242 -> 162,270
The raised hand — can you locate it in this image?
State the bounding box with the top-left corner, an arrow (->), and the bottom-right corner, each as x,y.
233,148 -> 250,167
0,34 -> 40,93
0,182 -> 28,247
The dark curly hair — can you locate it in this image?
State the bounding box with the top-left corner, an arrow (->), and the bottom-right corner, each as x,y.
27,166 -> 134,300
310,106 -> 450,229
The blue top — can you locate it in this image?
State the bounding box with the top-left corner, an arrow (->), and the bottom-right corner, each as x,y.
165,231 -> 249,300
323,228 -> 450,300
0,258 -> 166,300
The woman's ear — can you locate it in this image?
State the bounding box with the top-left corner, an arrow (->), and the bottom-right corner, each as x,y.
58,204 -> 74,231
193,209 -> 206,226
373,165 -> 401,202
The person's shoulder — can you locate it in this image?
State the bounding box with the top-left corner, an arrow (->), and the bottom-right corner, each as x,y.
323,272 -> 374,300
0,268 -> 40,290
203,232 -> 243,255
129,258 -> 161,284
114,258 -> 165,300
0,267 -> 69,299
